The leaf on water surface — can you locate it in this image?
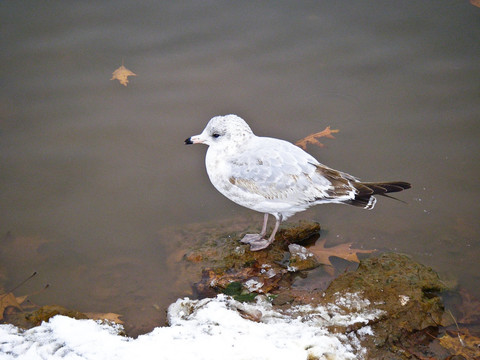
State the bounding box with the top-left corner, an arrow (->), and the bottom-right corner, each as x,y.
308,239 -> 376,266
111,64 -> 136,86
295,126 -> 339,150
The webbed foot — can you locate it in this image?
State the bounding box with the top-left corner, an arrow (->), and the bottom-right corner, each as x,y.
240,234 -> 272,251
248,239 -> 271,251
240,233 -> 263,244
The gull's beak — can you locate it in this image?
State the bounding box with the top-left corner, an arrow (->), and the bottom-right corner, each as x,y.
184,134 -> 203,145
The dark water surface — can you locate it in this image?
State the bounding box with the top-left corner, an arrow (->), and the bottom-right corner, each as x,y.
1,1 -> 479,335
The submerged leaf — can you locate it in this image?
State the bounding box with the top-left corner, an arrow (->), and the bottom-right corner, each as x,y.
85,312 -> 124,324
0,293 -> 22,321
458,288 -> 480,324
309,239 -> 376,266
439,329 -> 480,358
111,65 -> 136,86
15,295 -> 28,305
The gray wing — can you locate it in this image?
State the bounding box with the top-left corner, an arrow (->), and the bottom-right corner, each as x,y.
228,138 -> 334,203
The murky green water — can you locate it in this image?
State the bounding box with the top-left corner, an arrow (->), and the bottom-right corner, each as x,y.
1,1 -> 479,335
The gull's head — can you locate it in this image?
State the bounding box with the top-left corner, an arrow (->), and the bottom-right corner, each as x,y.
185,114 -> 254,147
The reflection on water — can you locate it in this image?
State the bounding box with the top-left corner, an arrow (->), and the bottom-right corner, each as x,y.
1,1 -> 479,335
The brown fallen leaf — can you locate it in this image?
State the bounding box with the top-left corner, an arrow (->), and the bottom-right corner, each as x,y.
111,64 -> 136,86
0,292 -> 22,321
0,272 -> 45,321
439,329 -> 480,359
471,0 -> 480,8
308,239 -> 376,266
85,312 -> 124,324
15,295 -> 28,305
295,126 -> 339,150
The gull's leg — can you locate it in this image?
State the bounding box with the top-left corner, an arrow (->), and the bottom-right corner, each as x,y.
240,213 -> 269,244
259,213 -> 269,236
249,215 -> 282,252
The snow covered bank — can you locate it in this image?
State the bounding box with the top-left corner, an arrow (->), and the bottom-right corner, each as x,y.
0,293 -> 382,360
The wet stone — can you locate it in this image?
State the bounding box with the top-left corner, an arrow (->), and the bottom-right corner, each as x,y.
185,221 -> 322,296
26,305 -> 89,326
276,221 -> 321,245
271,293 -> 295,306
287,244 -> 319,272
322,252 -> 447,357
3,305 -> 89,329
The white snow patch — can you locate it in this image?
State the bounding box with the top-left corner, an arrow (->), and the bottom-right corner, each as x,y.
288,244 -> 314,260
244,279 -> 264,292
0,293 -> 383,360
357,326 -> 374,337
399,295 -> 410,306
261,268 -> 277,278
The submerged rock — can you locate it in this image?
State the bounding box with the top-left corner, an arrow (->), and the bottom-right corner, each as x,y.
25,305 -> 89,326
287,243 -> 319,272
322,252 -> 447,357
3,305 -> 89,329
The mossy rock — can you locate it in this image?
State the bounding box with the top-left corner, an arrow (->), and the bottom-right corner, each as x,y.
276,221 -> 321,244
185,220 -> 320,267
186,221 -> 321,296
323,252 -> 447,349
3,305 -> 89,329
25,305 -> 88,326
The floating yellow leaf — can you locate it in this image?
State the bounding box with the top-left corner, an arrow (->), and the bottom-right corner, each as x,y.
295,126 -> 339,150
111,64 -> 136,86
309,239 -> 376,266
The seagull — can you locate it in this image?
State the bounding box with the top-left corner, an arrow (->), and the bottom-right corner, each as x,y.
185,114 -> 411,251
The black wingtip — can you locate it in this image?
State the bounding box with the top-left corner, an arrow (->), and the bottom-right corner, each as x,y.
185,137 -> 193,145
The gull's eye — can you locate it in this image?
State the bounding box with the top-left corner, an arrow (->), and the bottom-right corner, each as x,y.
212,133 -> 220,138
